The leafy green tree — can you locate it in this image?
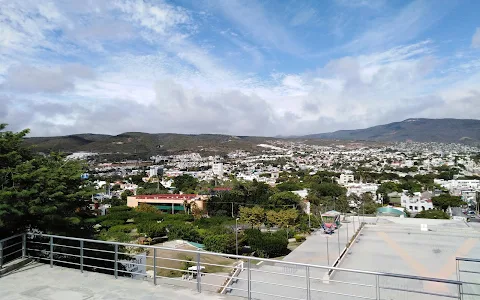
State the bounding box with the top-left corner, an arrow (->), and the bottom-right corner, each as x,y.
173,174 -> 198,193
204,234 -> 236,253
0,125 -> 94,238
121,189 -> 134,201
432,194 -> 465,211
268,191 -> 301,208
135,203 -> 162,214
239,206 -> 265,228
266,209 -> 298,228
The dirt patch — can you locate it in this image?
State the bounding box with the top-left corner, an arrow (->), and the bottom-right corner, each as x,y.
146,244 -> 235,278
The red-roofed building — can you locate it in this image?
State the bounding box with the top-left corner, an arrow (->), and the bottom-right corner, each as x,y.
127,194 -> 208,213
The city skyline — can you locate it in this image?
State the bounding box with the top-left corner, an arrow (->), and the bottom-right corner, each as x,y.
1,0 -> 480,137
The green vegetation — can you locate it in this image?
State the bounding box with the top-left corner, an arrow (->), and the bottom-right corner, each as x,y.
431,194 -> 465,211
415,209 -> 450,219
0,124 -> 94,239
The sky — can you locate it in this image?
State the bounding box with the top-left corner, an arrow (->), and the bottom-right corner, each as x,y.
1,0 -> 480,137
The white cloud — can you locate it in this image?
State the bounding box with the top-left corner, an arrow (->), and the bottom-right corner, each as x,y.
211,0 -> 304,55
2,64 -> 95,93
472,28 -> 480,48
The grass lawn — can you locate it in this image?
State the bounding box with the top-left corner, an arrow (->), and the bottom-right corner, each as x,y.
146,244 -> 235,278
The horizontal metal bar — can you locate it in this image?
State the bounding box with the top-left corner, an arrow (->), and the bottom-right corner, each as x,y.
156,266 -> 191,273
2,241 -> 23,250
310,287 -> 376,300
323,278 -> 375,288
250,289 -> 305,300
249,278 -> 308,291
27,241 -> 50,246
52,243 -> 81,250
82,247 -> 115,254
51,259 -> 81,267
250,267 -> 307,279
3,248 -> 23,258
26,232 -> 463,285
196,261 -> 235,269
458,269 -> 480,275
82,263 -> 115,272
456,257 -> 480,263
459,280 -> 480,286
0,233 -> 24,244
461,292 -> 480,296
380,286 -> 459,298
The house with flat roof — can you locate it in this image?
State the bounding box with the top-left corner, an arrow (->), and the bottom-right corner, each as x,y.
127,194 -> 208,213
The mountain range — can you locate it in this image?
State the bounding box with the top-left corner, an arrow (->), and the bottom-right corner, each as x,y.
24,118 -> 480,158
305,118 -> 480,144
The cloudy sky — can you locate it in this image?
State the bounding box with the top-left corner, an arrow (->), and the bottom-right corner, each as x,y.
1,0 -> 480,137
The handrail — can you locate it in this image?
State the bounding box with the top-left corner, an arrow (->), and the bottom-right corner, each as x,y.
26,232 -> 462,285
0,233 -> 24,244
456,257 -> 480,263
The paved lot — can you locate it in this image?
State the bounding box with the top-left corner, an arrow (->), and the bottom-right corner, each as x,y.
229,217 -> 479,300
0,263 -> 237,300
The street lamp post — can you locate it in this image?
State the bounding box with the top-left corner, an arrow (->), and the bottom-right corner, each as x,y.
235,218 -> 239,256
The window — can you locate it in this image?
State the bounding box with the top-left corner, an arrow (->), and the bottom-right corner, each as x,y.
409,206 -> 413,210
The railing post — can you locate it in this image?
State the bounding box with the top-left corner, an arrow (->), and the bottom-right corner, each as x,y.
375,274 -> 380,300
458,283 -> 463,300
196,252 -> 201,293
49,236 -> 54,268
456,259 -> 460,281
306,266 -> 311,300
153,248 -> 157,285
114,244 -> 118,279
0,240 -> 3,269
80,240 -> 84,273
247,258 -> 251,300
22,234 -> 26,258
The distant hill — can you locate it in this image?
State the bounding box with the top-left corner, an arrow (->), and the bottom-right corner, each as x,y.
24,132 -> 276,158
304,118 -> 480,144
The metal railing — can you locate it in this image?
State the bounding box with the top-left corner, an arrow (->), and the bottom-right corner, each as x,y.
456,257 -> 480,300
1,232 -> 465,300
0,233 -> 26,268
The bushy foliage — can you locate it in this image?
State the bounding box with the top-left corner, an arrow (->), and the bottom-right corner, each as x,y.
137,222 -> 166,238
135,203 -> 162,214
415,209 -> 450,219
204,234 -> 236,253
244,229 -> 289,258
167,224 -> 202,243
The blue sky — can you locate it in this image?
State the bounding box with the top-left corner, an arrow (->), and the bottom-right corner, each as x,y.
1,0 -> 480,136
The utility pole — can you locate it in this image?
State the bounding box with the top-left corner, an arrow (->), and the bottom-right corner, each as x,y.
235,218 -> 239,256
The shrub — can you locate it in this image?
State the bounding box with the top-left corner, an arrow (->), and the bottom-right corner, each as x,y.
109,224 -> 136,233
167,224 -> 202,243
135,203 -> 162,214
294,235 -> 306,242
108,206 -> 132,213
137,222 -> 167,238
100,219 -> 125,229
415,209 -> 450,219
245,229 -> 288,258
204,234 -> 236,254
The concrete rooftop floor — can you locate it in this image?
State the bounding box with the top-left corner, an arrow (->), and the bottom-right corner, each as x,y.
0,263 -> 237,300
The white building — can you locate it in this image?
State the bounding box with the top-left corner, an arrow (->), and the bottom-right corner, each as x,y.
338,174 -> 354,185
212,163 -> 224,177
401,191 -> 434,213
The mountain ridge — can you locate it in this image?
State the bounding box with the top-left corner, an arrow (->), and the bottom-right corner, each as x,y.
304,118 -> 480,144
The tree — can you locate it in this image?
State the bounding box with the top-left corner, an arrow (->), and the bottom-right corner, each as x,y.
121,190 -> 134,201
432,194 -> 465,211
268,191 -> 301,208
135,203 -> 162,214
239,206 -> 265,228
1,125 -> 94,238
266,209 -> 298,228
173,174 -> 198,193
204,234 -> 236,253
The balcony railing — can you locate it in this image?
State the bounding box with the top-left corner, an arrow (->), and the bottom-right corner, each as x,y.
0,232 -> 468,300
456,257 -> 480,300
